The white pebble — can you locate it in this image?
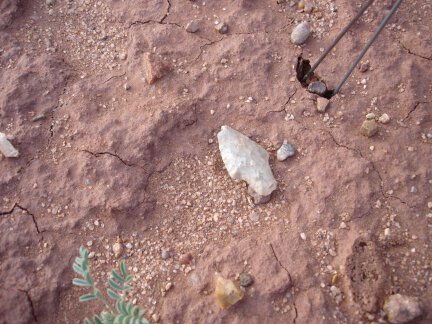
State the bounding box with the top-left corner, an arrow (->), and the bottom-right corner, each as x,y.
291,22 -> 311,45
379,113 -> 390,124
300,232 -> 307,240
0,132 -> 19,158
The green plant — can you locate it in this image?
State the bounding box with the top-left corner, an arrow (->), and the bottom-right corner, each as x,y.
72,246 -> 149,324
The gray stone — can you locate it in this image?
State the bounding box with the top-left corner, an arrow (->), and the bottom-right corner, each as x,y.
239,273 -> 254,287
277,143 -> 295,161
215,22 -> 229,34
186,21 -> 199,33
291,21 -> 310,45
0,132 -> 19,158
217,126 -> 277,202
384,294 -> 423,324
308,81 -> 327,96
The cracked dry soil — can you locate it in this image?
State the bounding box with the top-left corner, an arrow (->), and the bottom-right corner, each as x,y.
0,0 -> 431,323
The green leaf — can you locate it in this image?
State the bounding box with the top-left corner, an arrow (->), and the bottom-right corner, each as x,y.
93,288 -> 102,298
93,315 -> 103,324
107,289 -> 121,301
125,275 -> 133,283
82,256 -> 89,272
79,293 -> 97,302
75,257 -> 83,266
102,311 -> 115,324
116,301 -> 127,315
122,315 -> 131,324
126,302 -> 133,314
80,246 -> 89,258
120,261 -> 128,277
111,269 -> 125,283
84,318 -> 92,324
131,305 -> 139,317
73,263 -> 85,276
109,278 -> 123,291
72,278 -> 92,287
85,272 -> 94,286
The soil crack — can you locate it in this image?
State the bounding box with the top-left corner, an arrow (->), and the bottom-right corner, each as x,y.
267,89 -> 297,114
160,0 -> 171,23
325,130 -> 364,159
270,243 -> 298,323
18,289 -> 38,323
81,149 -> 143,169
403,101 -> 429,121
398,41 -> 432,61
0,203 -> 41,233
103,72 -> 126,84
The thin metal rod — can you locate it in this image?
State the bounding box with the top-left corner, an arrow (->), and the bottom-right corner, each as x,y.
302,0 -> 375,82
333,0 -> 403,95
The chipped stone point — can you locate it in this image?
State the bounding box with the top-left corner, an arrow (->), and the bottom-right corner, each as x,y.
0,132 -> 19,158
217,126 -> 277,203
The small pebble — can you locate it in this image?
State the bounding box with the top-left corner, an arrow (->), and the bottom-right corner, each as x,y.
32,114 -> 46,122
161,248 -> 172,260
123,83 -> 130,91
308,81 -> 327,96
340,222 -> 347,229
276,143 -> 295,161
179,253 -> 193,265
119,52 -> 127,60
125,242 -> 133,249
366,113 -> 376,119
359,62 -> 370,73
151,314 -> 160,322
384,294 -> 423,324
300,232 -> 307,240
0,132 -> 19,158
427,202 -> 432,209
291,21 -> 310,45
112,242 -> 123,258
384,228 -> 390,236
186,21 -> 199,33
379,113 -> 390,124
239,273 -> 254,287
360,120 -> 378,137
215,22 -> 228,34
46,0 -> 55,5
316,97 -> 330,112
165,282 -> 173,291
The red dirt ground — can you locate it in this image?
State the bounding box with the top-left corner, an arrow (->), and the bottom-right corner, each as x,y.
1,0 -> 431,323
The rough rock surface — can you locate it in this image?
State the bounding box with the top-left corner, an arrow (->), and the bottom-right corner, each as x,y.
217,125 -> 277,198
384,294 -> 423,324
1,0 -> 431,323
